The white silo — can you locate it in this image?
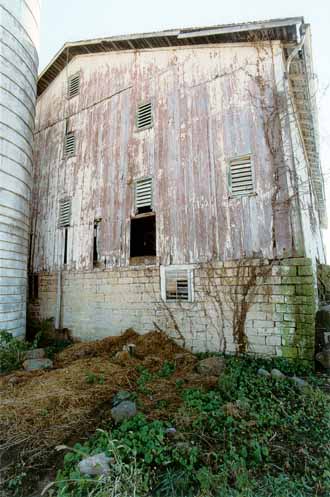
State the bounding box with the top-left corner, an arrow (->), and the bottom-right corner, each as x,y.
0,0 -> 41,337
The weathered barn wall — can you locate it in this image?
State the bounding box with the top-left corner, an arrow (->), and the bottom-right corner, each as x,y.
30,257 -> 316,360
0,0 -> 40,337
32,42 -> 302,271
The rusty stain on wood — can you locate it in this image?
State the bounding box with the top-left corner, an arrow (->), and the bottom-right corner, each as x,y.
31,41 -> 323,273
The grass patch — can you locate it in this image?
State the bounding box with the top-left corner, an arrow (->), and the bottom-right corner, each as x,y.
53,356 -> 330,497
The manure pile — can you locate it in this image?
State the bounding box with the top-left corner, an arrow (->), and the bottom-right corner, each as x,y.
0,329 -> 215,493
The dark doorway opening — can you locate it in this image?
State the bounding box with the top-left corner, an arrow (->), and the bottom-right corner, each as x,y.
130,214 -> 156,257
93,222 -> 99,267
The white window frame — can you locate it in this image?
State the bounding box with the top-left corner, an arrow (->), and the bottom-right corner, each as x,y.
64,131 -> 76,158
67,72 -> 81,99
160,265 -> 194,303
134,176 -> 153,213
228,154 -> 255,198
136,101 -> 153,131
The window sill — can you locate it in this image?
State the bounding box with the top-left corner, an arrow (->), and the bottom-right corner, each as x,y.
228,192 -> 257,200
129,256 -> 158,266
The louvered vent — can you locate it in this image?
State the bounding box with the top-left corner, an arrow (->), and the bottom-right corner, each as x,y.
64,132 -> 76,157
229,156 -> 254,196
58,198 -> 72,228
135,177 -> 153,212
166,270 -> 190,302
136,102 -> 153,130
68,73 -> 80,98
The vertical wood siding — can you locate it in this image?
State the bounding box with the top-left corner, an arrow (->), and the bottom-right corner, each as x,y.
32,42 -> 296,272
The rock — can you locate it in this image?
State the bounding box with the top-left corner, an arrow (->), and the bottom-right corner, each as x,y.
112,390 -> 132,407
111,400 -> 137,424
271,368 -> 286,379
257,368 -> 270,377
23,358 -> 53,371
78,453 -> 112,476
196,356 -> 225,376
25,348 -> 46,360
316,349 -> 330,369
165,427 -> 177,439
291,376 -> 309,389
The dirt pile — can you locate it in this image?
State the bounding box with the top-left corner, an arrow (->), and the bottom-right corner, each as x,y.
0,329 -> 217,494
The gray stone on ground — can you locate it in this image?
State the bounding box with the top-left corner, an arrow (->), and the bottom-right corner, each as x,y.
112,390 -> 132,407
25,348 -> 46,360
78,453 -> 112,476
196,356 -> 225,376
23,358 -> 53,371
257,368 -> 270,377
316,349 -> 330,369
271,368 -> 286,379
291,376 -> 309,389
111,400 -> 137,424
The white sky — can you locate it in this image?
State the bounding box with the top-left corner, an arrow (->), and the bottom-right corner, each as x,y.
39,0 -> 330,261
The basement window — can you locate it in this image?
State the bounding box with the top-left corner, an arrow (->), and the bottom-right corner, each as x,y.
68,73 -> 80,99
130,214 -> 156,257
229,155 -> 254,197
136,102 -> 153,130
160,266 -> 194,303
135,177 -> 153,214
64,132 -> 76,158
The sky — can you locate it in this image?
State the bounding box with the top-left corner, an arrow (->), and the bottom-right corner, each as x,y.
39,0 -> 330,261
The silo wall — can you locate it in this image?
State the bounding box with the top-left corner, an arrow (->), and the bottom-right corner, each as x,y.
0,0 -> 40,337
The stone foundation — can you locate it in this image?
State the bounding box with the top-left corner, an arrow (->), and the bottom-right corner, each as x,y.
29,257 -> 316,360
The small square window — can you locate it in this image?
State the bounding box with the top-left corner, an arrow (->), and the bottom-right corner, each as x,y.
160,266 -> 194,303
68,73 -> 80,99
229,155 -> 254,197
64,132 -> 76,157
136,102 -> 153,130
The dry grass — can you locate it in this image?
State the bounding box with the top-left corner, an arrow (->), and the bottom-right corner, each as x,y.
0,329 -> 214,493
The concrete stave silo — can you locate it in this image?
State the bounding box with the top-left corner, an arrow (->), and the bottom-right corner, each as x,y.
0,0 -> 40,337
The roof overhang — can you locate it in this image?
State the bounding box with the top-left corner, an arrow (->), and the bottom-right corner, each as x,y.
38,17 -> 304,96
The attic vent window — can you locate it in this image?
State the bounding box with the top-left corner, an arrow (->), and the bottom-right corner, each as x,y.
161,266 -> 194,303
136,102 -> 153,130
135,177 -> 153,213
58,198 -> 72,228
229,155 -> 254,197
64,132 -> 76,157
68,73 -> 80,99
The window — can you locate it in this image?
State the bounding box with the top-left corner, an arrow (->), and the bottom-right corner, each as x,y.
135,177 -> 153,214
58,198 -> 72,228
160,266 -> 194,303
130,214 -> 156,257
93,219 -> 101,267
63,228 -> 68,265
136,102 -> 153,130
68,73 -> 80,99
64,132 -> 76,157
229,155 -> 254,197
